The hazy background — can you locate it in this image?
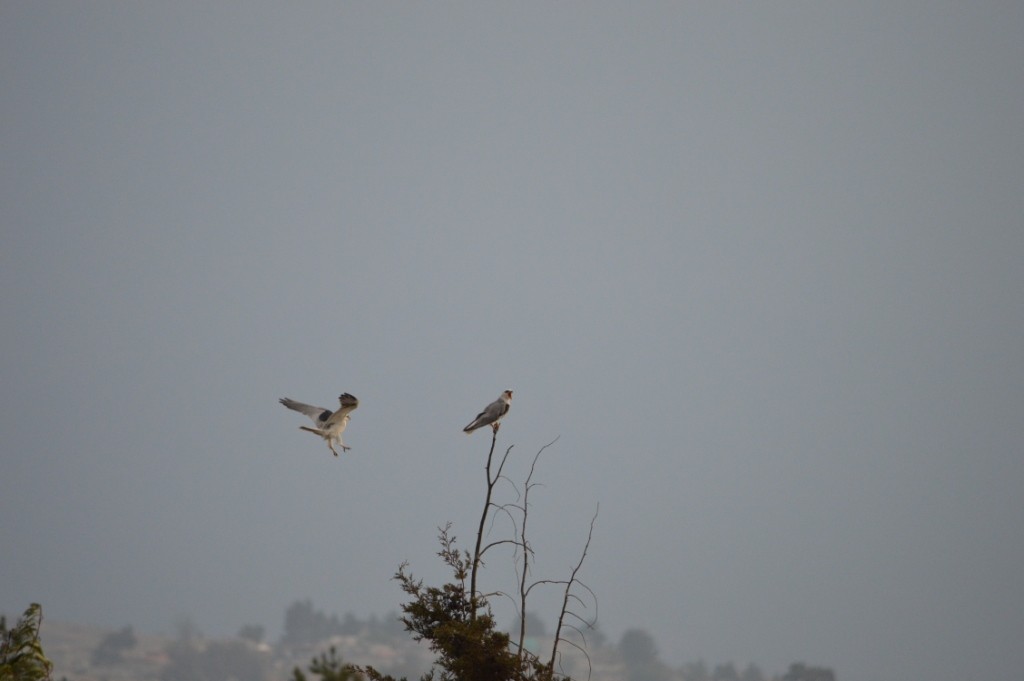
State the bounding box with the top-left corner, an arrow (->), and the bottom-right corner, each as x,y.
2,4 -> 1022,681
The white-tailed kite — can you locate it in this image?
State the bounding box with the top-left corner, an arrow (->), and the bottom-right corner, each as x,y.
463,390 -> 513,434
280,393 -> 359,456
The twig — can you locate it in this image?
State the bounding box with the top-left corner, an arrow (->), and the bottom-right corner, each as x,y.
470,430 -> 513,620
549,503 -> 599,674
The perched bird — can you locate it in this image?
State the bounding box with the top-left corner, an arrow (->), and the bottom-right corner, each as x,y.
280,393 -> 359,456
463,390 -> 513,434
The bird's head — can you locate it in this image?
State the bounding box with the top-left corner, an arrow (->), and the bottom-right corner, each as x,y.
338,393 -> 359,407
503,390 -> 513,401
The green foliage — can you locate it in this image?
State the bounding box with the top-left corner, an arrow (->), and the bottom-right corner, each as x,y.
358,434 -> 591,681
291,646 -> 362,681
359,526 -> 561,681
0,603 -> 53,681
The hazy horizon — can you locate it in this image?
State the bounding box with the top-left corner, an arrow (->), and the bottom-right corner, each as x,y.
3,4 -> 1022,681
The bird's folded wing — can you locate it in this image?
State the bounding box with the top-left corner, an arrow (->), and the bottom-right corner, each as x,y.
465,403 -> 499,430
483,401 -> 507,421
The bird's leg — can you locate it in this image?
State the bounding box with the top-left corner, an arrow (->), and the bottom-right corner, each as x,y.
328,443 -> 339,457
492,422 -> 501,433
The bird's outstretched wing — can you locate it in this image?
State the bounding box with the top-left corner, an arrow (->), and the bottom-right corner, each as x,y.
323,393 -> 359,428
280,397 -> 332,425
281,393 -> 359,456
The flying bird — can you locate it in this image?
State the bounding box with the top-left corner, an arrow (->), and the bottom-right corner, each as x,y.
280,393 -> 359,456
463,390 -> 513,434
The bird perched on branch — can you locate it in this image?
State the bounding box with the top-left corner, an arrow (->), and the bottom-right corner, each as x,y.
463,390 -> 513,434
280,393 -> 359,456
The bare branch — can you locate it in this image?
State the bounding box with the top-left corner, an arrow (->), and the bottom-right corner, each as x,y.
470,431 -> 507,619
393,431 -> 595,681
515,437 -> 558,661
553,633 -> 594,681
485,501 -> 521,541
479,537 -> 523,557
549,503 -> 599,673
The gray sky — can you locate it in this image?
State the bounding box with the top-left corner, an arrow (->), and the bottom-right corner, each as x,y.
2,4 -> 1022,681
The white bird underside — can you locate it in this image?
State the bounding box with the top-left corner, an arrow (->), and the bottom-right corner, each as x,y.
280,393 -> 359,456
463,390 -> 513,434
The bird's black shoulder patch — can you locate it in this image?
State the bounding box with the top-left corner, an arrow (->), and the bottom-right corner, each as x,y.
319,410 -> 332,422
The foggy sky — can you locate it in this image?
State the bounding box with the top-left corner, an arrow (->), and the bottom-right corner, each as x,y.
2,4 -> 1022,681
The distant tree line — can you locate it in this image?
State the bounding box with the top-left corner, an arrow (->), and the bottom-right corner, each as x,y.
616,627 -> 834,681
0,598 -> 837,681
281,600 -> 405,646
91,625 -> 137,665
